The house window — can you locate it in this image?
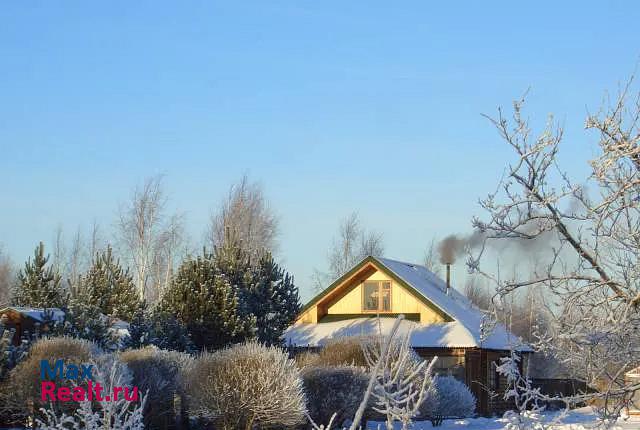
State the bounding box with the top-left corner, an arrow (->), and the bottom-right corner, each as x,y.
362,281 -> 392,312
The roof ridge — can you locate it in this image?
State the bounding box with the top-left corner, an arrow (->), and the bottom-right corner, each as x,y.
375,256 -> 428,269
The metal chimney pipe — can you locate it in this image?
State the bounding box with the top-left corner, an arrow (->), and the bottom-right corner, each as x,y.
446,264 -> 451,295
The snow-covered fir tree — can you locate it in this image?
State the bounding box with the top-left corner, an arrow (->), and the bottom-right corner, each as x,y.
65,278 -> 113,349
246,253 -> 300,345
13,242 -> 65,308
125,304 -> 195,353
77,246 -> 139,321
124,305 -> 152,349
158,250 -> 254,350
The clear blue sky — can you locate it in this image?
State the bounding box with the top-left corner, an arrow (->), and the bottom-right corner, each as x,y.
1,2 -> 638,300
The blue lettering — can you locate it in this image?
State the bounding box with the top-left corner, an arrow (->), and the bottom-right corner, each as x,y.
40,359 -> 63,380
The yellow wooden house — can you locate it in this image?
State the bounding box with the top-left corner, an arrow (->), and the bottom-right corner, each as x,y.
283,256 -> 532,415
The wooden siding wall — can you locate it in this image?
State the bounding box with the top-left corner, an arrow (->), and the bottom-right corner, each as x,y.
312,268 -> 446,324
472,350 -> 526,416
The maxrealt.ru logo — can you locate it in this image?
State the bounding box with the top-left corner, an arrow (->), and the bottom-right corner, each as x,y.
40,360 -> 139,402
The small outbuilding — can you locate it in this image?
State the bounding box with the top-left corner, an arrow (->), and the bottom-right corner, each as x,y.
0,306 -> 66,345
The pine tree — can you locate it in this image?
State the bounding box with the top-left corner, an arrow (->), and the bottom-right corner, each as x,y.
124,304 -> 195,353
13,242 -> 65,308
123,305 -> 153,350
247,253 -> 301,345
78,246 -> 139,321
158,251 -> 255,350
65,277 -> 113,349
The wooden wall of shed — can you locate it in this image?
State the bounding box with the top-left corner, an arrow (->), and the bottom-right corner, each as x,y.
0,310 -> 33,345
463,349 -> 520,416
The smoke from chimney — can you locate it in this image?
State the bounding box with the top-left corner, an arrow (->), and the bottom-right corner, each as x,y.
438,231 -> 485,264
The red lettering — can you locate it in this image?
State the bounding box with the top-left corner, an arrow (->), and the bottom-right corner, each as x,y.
72,386 -> 86,401
113,386 -> 123,401
94,382 -> 103,401
57,387 -> 71,402
41,381 -> 56,401
124,386 -> 139,401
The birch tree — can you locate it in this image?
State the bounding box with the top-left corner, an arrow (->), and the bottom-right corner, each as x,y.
470,77 -> 640,424
207,175 -> 279,263
117,176 -> 166,301
313,212 -> 385,291
117,176 -> 184,302
423,237 -> 442,277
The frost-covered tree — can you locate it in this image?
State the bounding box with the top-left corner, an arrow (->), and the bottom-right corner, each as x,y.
117,175 -> 186,304
471,78 -> 640,423
76,246 -> 140,321
158,251 -> 254,350
13,242 -> 65,308
494,351 -> 554,430
362,322 -> 437,430
313,212 -> 384,291
244,253 -> 300,345
117,175 -> 167,302
423,237 -> 442,277
207,175 -> 279,263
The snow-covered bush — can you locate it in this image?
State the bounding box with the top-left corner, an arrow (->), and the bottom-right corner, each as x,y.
184,341 -> 307,430
428,376 -> 476,426
302,365 -> 369,427
36,353 -> 146,430
294,350 -> 321,368
0,336 -> 99,425
316,336 -> 370,367
120,346 -> 193,430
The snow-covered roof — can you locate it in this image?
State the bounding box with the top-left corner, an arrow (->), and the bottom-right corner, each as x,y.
0,306 -> 66,322
284,256 -> 531,351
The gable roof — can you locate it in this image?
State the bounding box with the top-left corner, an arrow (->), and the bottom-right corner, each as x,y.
284,256 -> 531,351
302,256 -> 454,321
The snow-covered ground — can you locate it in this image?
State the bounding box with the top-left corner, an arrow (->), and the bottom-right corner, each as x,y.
365,408 -> 640,429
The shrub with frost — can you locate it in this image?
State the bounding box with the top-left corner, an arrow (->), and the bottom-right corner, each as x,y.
184,341 -> 306,430
0,336 -> 99,425
316,336 -> 370,367
302,365 -> 369,427
428,376 -> 476,426
36,354 -> 146,430
294,350 -> 320,369
120,346 -> 193,430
